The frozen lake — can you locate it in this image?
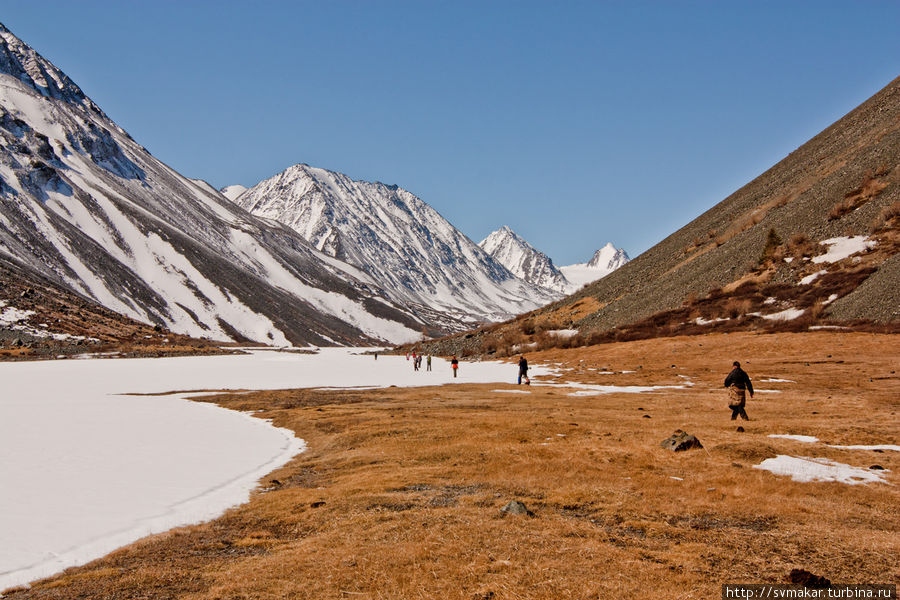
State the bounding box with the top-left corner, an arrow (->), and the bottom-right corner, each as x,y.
0,349 -> 521,590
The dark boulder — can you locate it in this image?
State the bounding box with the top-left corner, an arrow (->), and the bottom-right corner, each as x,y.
660,430 -> 703,452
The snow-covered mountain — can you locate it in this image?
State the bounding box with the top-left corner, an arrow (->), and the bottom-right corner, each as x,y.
220,184 -> 247,201
560,243 -> 630,292
588,242 -> 630,270
478,226 -> 568,294
0,22 -> 426,346
233,165 -> 556,326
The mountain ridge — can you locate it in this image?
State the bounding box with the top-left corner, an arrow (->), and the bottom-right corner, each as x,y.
234,164 -> 557,327
478,226 -> 569,294
0,21 -> 428,346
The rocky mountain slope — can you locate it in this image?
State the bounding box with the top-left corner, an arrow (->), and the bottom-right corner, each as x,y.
0,259 -> 229,359
561,75 -> 900,332
478,226 -> 569,294
0,22 -> 430,346
233,165 -> 556,327
406,75 -> 900,357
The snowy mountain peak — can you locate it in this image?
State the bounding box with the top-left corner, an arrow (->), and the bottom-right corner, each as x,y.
560,243 -> 630,292
235,165 -> 557,326
479,226 -> 569,294
587,243 -> 630,270
0,22 -> 96,110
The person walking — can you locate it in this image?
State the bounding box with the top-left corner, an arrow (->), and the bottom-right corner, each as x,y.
426,354 -> 432,371
517,355 -> 529,385
451,356 -> 459,378
724,361 -> 754,420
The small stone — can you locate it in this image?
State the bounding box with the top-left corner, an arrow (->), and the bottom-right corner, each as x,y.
736,426 -> 745,432
869,465 -> 885,470
787,569 -> 831,589
643,414 -> 651,419
500,500 -> 534,517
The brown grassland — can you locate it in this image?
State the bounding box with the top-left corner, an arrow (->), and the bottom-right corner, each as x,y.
4,331 -> 898,599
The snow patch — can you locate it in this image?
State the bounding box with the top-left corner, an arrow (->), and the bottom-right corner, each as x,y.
768,434 -> 819,443
800,270 -> 827,285
548,329 -> 580,338
827,444 -> 900,452
812,236 -> 876,264
754,455 -> 891,485
760,308 -> 805,321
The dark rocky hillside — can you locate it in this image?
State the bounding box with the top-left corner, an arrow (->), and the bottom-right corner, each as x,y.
406,76 -> 900,358
0,257 -> 229,360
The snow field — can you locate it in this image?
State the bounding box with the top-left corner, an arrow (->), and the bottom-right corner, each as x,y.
0,349 -> 553,590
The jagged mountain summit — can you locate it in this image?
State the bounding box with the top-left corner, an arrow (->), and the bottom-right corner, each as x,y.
0,22 -> 427,346
233,165 -> 556,327
587,242 -> 631,270
478,226 -> 569,294
559,242 -> 631,292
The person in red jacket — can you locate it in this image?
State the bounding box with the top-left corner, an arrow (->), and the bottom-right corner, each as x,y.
724,361 -> 754,420
451,356 -> 459,378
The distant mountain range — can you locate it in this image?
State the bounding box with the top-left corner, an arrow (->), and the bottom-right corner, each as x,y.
477,226 -> 628,294
1,21 -> 612,346
230,164 -> 557,329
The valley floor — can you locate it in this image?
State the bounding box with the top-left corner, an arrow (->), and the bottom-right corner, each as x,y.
4,332 -> 898,599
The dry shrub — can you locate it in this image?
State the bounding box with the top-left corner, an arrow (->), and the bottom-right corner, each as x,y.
807,301 -> 827,321
519,318 -> 536,335
479,335 -> 499,355
722,297 -> 753,319
499,330 -> 526,351
829,169 -> 889,220
706,286 -> 726,300
758,228 -> 783,265
786,233 -> 817,259
870,201 -> 900,233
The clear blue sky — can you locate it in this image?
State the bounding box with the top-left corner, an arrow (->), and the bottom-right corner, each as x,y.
3,1 -> 898,264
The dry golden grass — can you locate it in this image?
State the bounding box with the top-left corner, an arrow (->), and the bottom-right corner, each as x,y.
829,169 -> 891,220
5,332 -> 899,599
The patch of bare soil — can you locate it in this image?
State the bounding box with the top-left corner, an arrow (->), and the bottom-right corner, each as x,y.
4,332 -> 898,599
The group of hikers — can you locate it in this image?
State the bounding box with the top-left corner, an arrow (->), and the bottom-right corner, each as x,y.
407,351 -> 433,372
399,351 -> 755,420
400,351 -> 460,376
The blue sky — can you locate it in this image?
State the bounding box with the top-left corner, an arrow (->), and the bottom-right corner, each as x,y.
3,1 -> 898,264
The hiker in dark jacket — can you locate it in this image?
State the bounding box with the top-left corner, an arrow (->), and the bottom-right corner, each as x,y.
724,361 -> 754,420
517,355 -> 529,385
